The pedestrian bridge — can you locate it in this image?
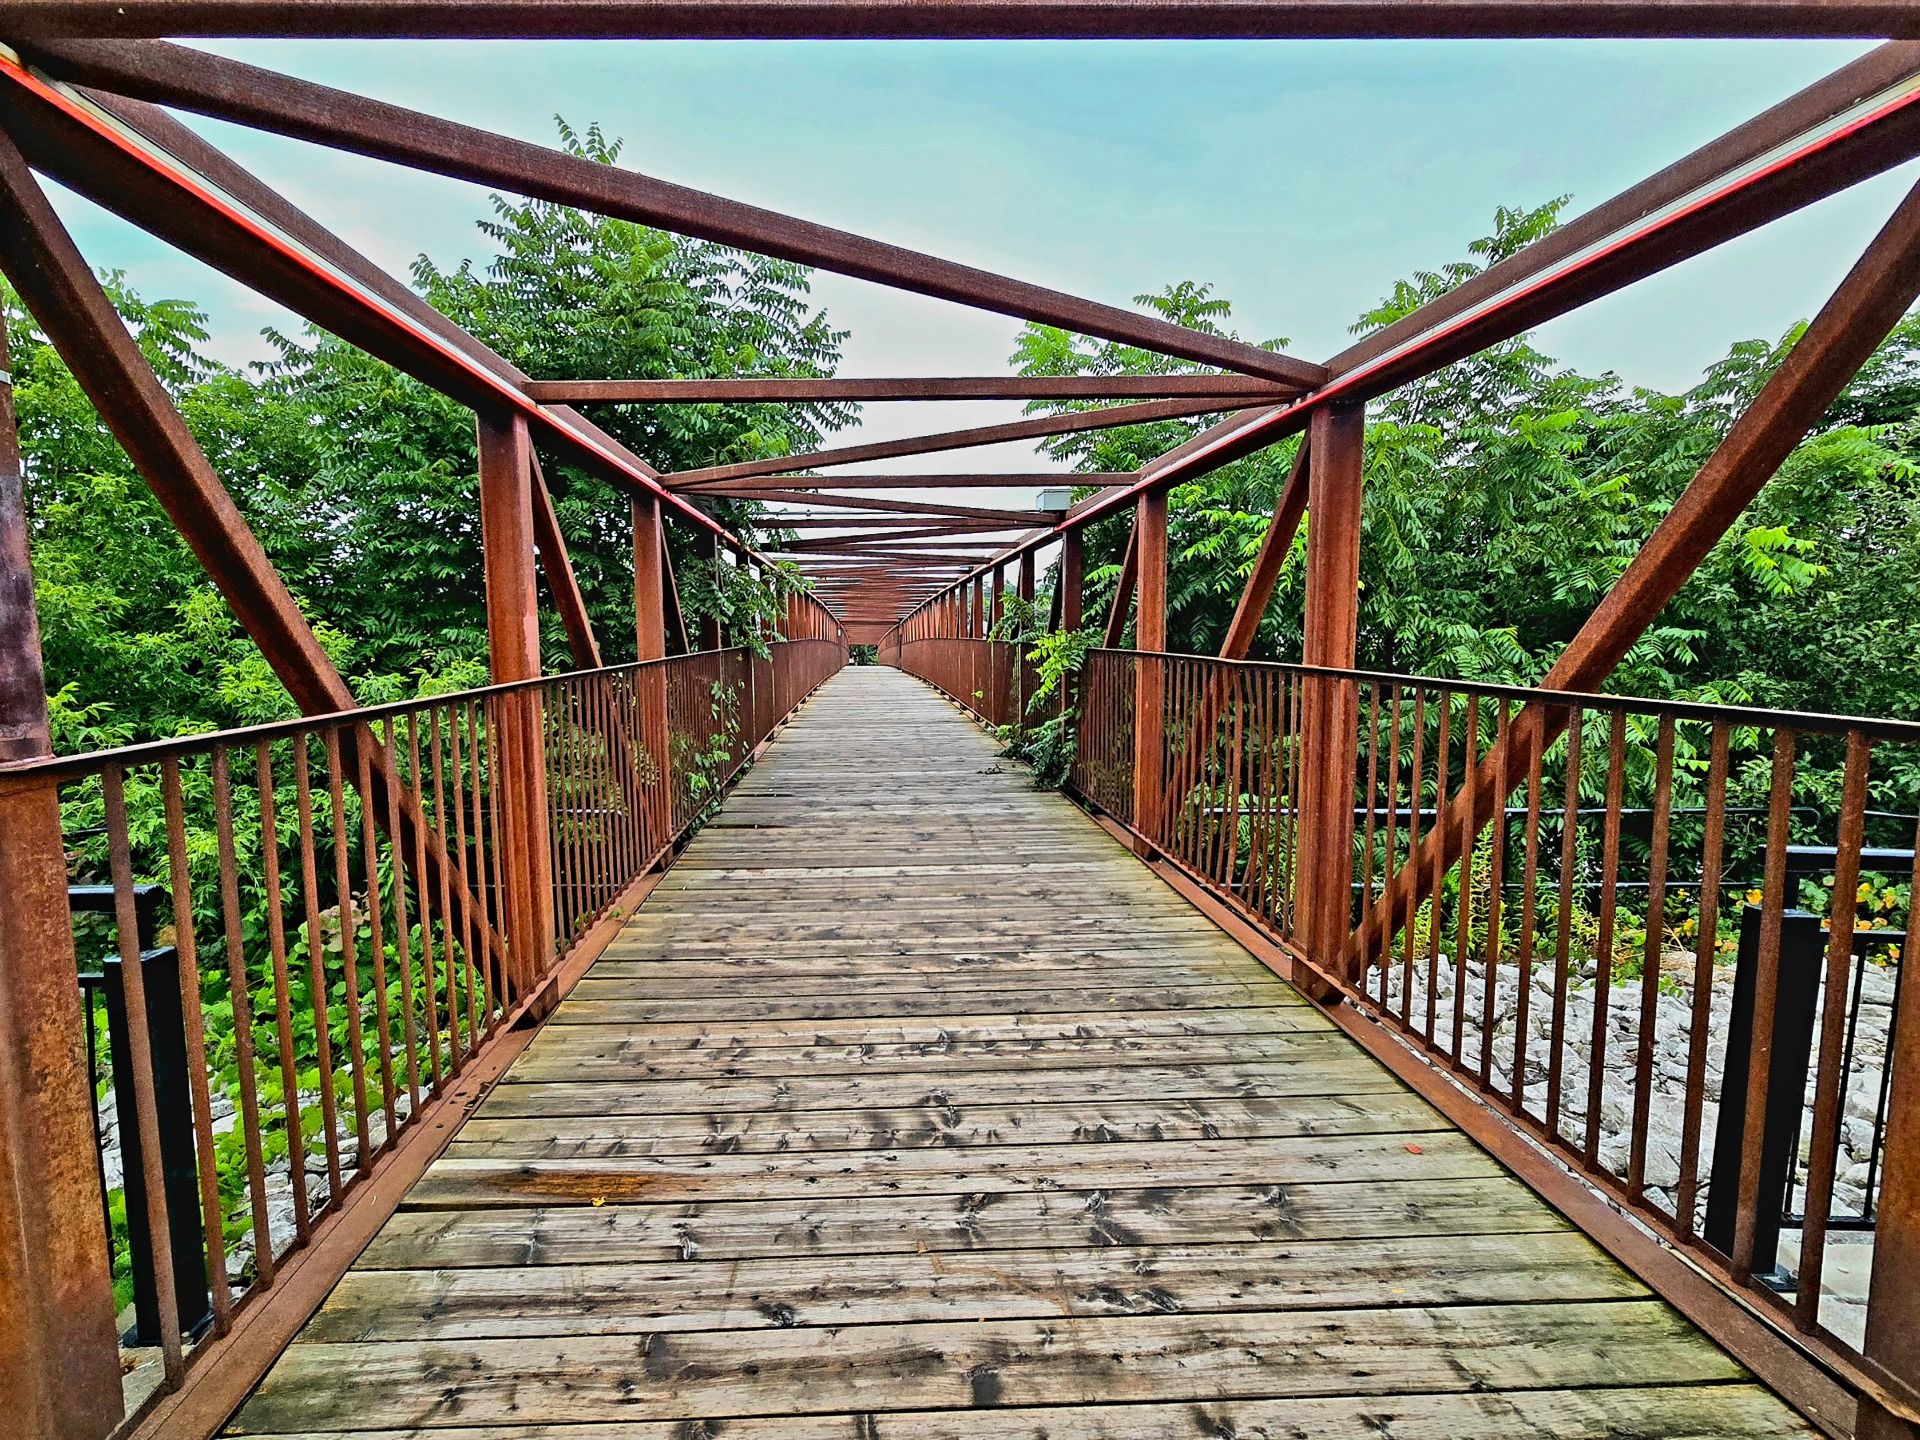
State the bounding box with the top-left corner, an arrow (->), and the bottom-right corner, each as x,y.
6,20 -> 1920,1438
220,667 -> 1806,1438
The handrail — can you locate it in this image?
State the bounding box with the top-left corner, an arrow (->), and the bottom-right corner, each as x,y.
0,651 -> 723,789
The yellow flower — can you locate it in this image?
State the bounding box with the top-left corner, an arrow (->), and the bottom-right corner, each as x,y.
1745,889 -> 1764,905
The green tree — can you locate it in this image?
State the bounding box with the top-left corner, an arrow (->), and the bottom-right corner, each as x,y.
12,119 -> 851,750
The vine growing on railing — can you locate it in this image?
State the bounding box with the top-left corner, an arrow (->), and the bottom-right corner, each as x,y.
985,591 -> 1099,789
679,679 -> 744,833
677,555 -> 813,659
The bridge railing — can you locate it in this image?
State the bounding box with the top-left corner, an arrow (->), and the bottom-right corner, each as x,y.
879,634 -> 1038,730
893,637 -> 1920,1430
0,637 -> 842,1436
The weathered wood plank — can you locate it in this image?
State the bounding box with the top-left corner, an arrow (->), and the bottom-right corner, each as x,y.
479,1057 -> 1407,1117
404,1131 -> 1503,1208
200,1385 -> 1823,1439
511,1027 -> 1367,1085
449,1090 -> 1449,1157
230,1302 -> 1745,1431
307,1232 -> 1645,1341
365,1175 -> 1575,1270
545,981 -> 1294,1024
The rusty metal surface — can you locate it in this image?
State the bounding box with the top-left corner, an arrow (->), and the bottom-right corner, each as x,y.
6,1 -> 1920,39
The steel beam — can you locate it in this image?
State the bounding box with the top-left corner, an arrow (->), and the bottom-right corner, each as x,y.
1046,41 -> 1920,541
476,412 -> 555,1001
670,397 -> 1236,487
772,515 -> 1032,531
1361,172 -> 1920,1009
0,125 -> 354,714
529,451 -> 602,670
631,492 -> 668,663
1294,405 -> 1365,974
1103,516 -> 1139,649
524,374 -> 1293,403
7,1 -> 1919,39
734,490 -> 1049,523
0,290 -> 125,1440
20,39 -> 1327,385
1130,490 -> 1169,856
1219,438 -> 1311,659
686,473 -> 1125,493
0,55 -> 767,557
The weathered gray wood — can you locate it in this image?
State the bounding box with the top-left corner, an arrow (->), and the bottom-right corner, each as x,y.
359,1175 -> 1576,1270
404,1130 -> 1505,1208
306,1232 -> 1644,1341
230,1302 -> 1746,1430
479,1057 -> 1407,1118
449,1090 -> 1448,1157
223,669 -> 1810,1439
202,1385 -> 1825,1439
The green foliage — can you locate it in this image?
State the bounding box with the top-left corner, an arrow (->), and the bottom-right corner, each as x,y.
679,679 -> 746,833
985,590 -> 1098,788
1011,197 -> 1920,762
11,117 -> 848,751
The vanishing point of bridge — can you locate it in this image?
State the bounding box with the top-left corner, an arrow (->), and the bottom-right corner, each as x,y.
225,668 -> 1803,1437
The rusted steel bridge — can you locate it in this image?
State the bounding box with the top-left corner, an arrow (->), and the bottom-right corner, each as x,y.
2,8 -> 1920,1440
219,667 -> 1807,1437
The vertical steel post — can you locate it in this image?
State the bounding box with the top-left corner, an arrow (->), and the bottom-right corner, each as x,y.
1295,404 -> 1365,978
629,491 -> 672,854
698,530 -> 722,651
631,492 -> 668,663
477,412 -> 555,1001
0,306 -> 126,1440
1059,527 -> 1084,718
1131,490 -> 1169,855
1861,818 -> 1920,1438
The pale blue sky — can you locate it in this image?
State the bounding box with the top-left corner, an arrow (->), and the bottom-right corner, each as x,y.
42,38 -> 1915,509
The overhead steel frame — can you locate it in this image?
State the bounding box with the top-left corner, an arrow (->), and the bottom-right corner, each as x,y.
0,12 -> 1916,1440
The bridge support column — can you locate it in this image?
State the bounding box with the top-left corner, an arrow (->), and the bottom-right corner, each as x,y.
0,308 -> 126,1440
477,412 -> 555,1006
630,490 -> 673,853
1058,527 -> 1083,717
1861,871 -> 1920,1438
1294,404 -> 1365,987
1130,489 -> 1168,856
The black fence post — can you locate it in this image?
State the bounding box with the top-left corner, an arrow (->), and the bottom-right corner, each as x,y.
1705,902 -> 1824,1283
72,883 -> 212,1345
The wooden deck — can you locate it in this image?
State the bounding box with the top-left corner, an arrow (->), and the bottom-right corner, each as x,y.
227,666 -> 1813,1438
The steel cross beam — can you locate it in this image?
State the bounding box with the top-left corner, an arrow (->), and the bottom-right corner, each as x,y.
687,472 -> 1126,493
18,38 -> 1328,386
669,397 -> 1238,487
524,375 -> 1292,403
739,491 -> 1051,523
768,522 -> 1036,537
5,2 -> 1919,39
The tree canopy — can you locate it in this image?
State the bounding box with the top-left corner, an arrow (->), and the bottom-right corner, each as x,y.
10,121 -> 849,754
1017,197 -> 1920,730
